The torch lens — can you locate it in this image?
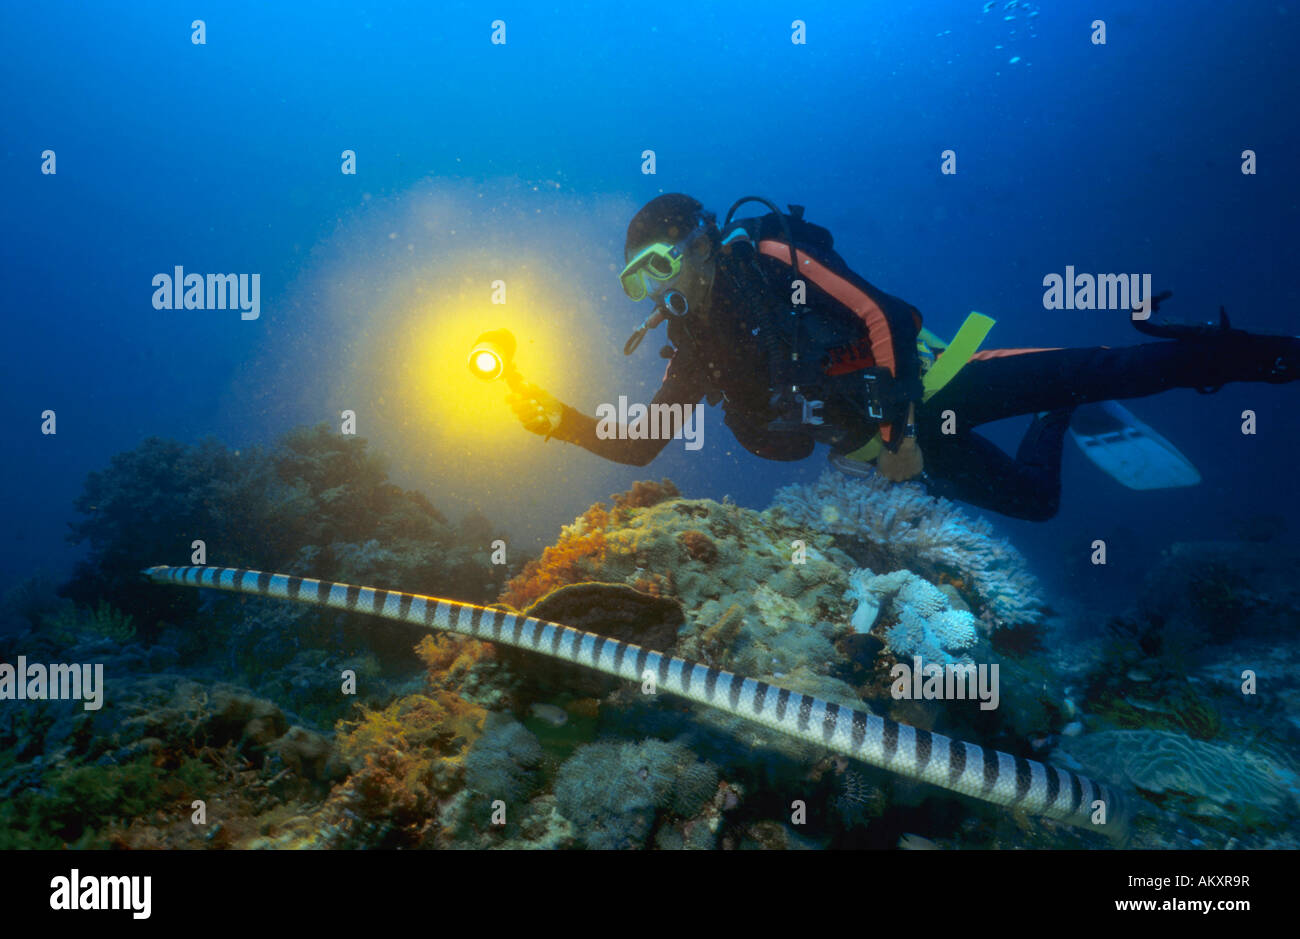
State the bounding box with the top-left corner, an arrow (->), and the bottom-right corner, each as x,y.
471,349 -> 502,379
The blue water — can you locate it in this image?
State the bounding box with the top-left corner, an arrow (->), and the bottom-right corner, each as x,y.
2,0 -> 1297,605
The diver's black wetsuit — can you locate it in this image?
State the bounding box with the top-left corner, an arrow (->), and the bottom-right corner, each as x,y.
552,212 -> 1297,520
916,337 -> 1291,519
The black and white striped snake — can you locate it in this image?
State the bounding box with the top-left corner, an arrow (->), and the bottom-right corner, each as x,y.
145,564 -> 1130,839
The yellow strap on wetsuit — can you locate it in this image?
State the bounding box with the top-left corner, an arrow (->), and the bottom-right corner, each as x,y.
840,311 -> 996,463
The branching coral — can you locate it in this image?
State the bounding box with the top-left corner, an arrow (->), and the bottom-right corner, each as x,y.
43,600 -> 137,644
844,568 -> 979,664
771,469 -> 1045,628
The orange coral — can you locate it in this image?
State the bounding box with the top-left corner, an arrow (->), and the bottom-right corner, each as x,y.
415,632 -> 496,693
678,529 -> 718,564
324,691 -> 486,847
501,502 -> 610,609
499,480 -> 682,610
631,575 -> 661,597
611,478 -> 681,516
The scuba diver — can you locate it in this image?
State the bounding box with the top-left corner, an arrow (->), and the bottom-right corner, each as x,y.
506,193 -> 1299,520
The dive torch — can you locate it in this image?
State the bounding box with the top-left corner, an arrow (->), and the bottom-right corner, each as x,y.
467,328 -> 524,391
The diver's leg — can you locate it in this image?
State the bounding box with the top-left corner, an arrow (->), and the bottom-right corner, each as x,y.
927,334 -> 1300,428
917,414 -> 1071,521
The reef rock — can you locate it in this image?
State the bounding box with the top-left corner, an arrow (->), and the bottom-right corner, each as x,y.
511,583 -> 685,697
1139,541 -> 1300,643
1056,729 -> 1299,827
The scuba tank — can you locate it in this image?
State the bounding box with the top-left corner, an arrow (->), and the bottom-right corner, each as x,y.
719,196 -> 833,432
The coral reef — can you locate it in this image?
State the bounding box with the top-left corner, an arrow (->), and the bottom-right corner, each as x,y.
315,690 -> 487,848
463,713 -> 544,805
42,600 -> 137,643
844,568 -> 980,664
1138,541 -> 1300,644
511,583 -> 686,696
500,479 -> 681,610
0,752 -> 217,850
0,674 -> 344,849
14,419 -> 1295,853
553,739 -> 719,850
64,424 -> 509,640
1056,730 -> 1299,828
771,469 -> 1046,629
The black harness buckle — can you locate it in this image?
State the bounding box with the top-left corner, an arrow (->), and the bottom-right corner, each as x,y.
861,371 -> 886,420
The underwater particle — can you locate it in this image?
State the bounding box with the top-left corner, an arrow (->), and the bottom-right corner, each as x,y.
899,832 -> 940,850
529,702 -> 568,727
983,1 -> 995,11
1009,56 -> 1021,64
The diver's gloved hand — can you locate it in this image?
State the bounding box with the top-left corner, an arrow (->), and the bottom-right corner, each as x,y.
876,404 -> 925,482
877,436 -> 925,482
506,381 -> 565,437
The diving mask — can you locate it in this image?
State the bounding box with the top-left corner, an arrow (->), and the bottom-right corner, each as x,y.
619,223 -> 706,302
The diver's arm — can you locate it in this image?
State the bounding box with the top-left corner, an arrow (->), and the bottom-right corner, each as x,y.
510,367 -> 706,467
548,404 -> 674,466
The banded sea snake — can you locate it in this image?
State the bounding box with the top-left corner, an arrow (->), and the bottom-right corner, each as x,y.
145,564 -> 1130,840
